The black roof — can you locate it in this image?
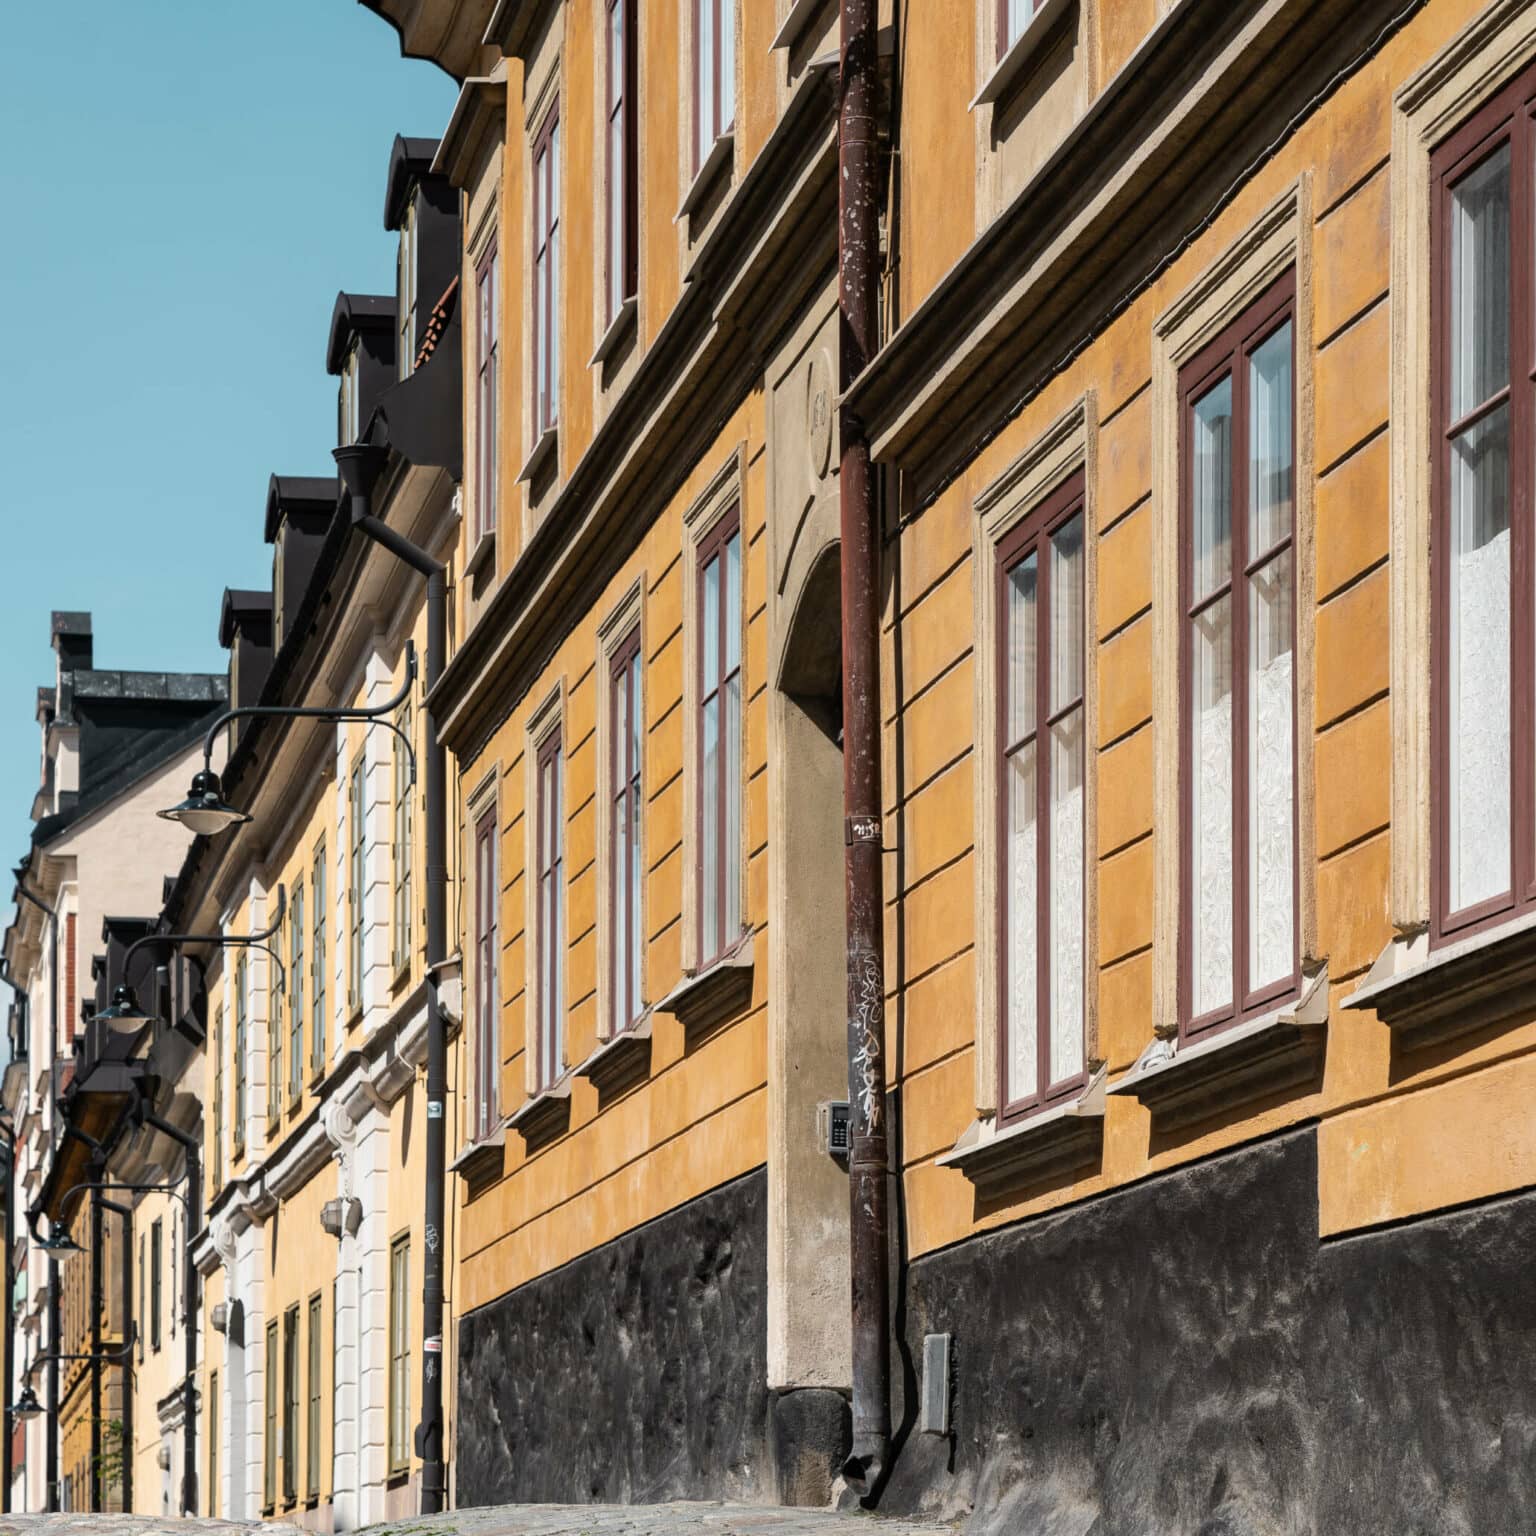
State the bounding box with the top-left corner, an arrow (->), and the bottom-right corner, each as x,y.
265,474 -> 340,544
384,134 -> 442,231
219,589 -> 274,649
326,292 -> 397,377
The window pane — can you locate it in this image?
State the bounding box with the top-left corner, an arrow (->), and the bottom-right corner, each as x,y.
1005,0 -> 1030,48
1448,403 -> 1512,911
702,553 -> 720,692
1450,145 -> 1511,420
1192,377 -> 1232,600
629,783 -> 643,1015
1006,553 -> 1037,745
1248,545 -> 1295,991
1050,513 -> 1083,711
1049,701 -> 1084,1084
702,694 -> 720,959
1249,321 -> 1293,554
698,0 -> 715,160
1192,592 -> 1233,1016
720,0 -> 735,132
725,529 -> 741,674
725,667 -> 741,940
628,650 -> 643,768
1005,741 -> 1037,1102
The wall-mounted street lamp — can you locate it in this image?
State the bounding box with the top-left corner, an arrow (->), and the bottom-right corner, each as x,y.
158,642 -> 418,835
93,886 -> 287,1041
8,1385 -> 41,1421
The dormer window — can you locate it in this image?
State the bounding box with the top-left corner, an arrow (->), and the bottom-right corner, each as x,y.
339,342 -> 361,446
398,197 -> 419,380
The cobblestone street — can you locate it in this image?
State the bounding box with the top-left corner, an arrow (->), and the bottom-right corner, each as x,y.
0,1509 -> 959,1536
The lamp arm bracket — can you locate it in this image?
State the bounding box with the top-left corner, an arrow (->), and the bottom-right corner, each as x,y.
121,884 -> 289,982
200,641 -> 417,770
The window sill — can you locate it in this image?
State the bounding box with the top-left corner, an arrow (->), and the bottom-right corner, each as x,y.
970,0 -> 1076,110
576,1012 -> 653,1102
676,132 -> 735,224
589,296 -> 638,371
937,1065 -> 1107,1198
517,425 -> 558,487
1107,966 -> 1329,1132
448,1124 -> 506,1194
771,0 -> 828,51
507,1075 -> 573,1151
655,938 -> 754,1043
1343,908 -> 1536,1050
464,528 -> 496,583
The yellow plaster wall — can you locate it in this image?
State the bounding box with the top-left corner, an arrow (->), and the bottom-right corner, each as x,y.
888,0 -> 1536,1259
457,404 -> 771,1314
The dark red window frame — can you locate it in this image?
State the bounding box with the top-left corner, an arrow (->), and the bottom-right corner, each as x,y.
605,0 -> 638,327
475,237 -> 499,542
611,627 -> 644,1032
474,807 -> 498,1138
1430,75 -> 1536,947
1177,267 -> 1300,1041
697,505 -> 743,969
536,729 -> 565,1090
532,101 -> 561,439
996,471 -> 1088,1122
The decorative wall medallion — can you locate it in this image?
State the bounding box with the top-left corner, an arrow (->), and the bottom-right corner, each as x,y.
807,348 -> 833,482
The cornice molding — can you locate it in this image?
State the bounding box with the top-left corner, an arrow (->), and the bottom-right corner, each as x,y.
844,0 -> 1423,506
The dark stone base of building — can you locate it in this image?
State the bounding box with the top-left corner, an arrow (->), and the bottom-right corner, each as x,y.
882,1128 -> 1536,1534
455,1167 -> 773,1507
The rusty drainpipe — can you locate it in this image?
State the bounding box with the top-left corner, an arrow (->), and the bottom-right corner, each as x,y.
838,0 -> 891,1502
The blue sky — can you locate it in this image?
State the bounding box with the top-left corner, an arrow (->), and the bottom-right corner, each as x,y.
0,2 -> 457,862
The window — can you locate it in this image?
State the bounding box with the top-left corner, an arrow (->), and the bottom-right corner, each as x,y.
211,1004 -> 223,1188
290,880 -> 305,1102
693,0 -> 736,171
268,909 -> 283,1128
282,1304 -> 299,1502
474,807 -> 499,1137
306,1294 -> 321,1499
536,731 -> 566,1089
697,506 -> 743,966
137,1235 -> 145,1363
476,243 -> 500,540
532,102 -> 561,440
339,343 -> 361,446
234,957 -> 247,1153
998,0 -> 1038,54
1431,91 -> 1529,943
264,1320 -> 278,1509
388,1235 -> 410,1474
1179,270 -> 1297,1037
394,704 -> 414,974
208,1368 -> 218,1517
398,197 -> 419,380
349,759 -> 365,1012
611,630 -> 644,1030
150,1218 -> 162,1352
605,0 -> 638,325
997,474 -> 1086,1115
312,841 -> 327,1075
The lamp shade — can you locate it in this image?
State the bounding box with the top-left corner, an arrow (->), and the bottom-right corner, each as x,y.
96,984 -> 151,1035
10,1385 -> 42,1420
158,768 -> 250,836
